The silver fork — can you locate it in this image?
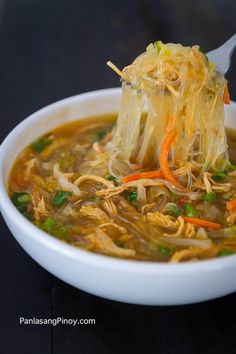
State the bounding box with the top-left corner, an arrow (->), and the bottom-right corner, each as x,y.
207,34 -> 236,74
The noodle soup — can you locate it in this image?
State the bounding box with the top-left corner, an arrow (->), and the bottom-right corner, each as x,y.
8,115 -> 236,262
8,41 -> 236,262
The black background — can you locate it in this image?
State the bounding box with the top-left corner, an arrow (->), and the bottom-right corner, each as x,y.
1,0 -> 236,353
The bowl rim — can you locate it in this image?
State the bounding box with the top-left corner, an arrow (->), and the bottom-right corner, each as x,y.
1,87 -> 236,275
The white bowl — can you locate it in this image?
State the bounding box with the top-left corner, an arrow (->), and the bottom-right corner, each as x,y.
0,88 -> 236,306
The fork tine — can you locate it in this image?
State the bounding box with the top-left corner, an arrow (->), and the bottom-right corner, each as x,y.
207,34 -> 236,73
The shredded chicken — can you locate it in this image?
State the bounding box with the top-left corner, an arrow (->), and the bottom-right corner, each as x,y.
97,179 -> 164,198
172,164 -> 191,177
170,246 -> 219,262
86,229 -> 135,257
119,198 -> 136,211
163,216 -> 185,237
89,152 -> 109,168
141,202 -> 156,213
147,211 -> 179,230
74,143 -> 87,154
195,173 -> 232,192
74,174 -> 113,188
203,172 -> 212,193
62,204 -> 80,218
207,174 -> 232,192
102,200 -> 118,215
78,205 -> 110,223
184,223 -> 196,238
40,138 -> 67,158
148,214 -> 196,238
103,129 -> 114,144
31,190 -> 41,206
53,163 -> 82,196
92,142 -> 103,154
33,196 -> 49,221
98,222 -> 127,234
137,184 -> 146,205
227,210 -> 236,224
24,158 -> 36,180
170,248 -> 204,262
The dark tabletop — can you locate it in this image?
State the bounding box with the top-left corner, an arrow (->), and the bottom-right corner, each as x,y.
1,0 -> 236,353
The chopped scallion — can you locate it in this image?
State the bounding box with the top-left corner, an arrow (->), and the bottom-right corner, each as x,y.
154,40 -> 162,53
88,196 -> 98,203
146,43 -> 155,52
114,240 -> 125,248
96,130 -> 106,141
124,191 -> 137,202
31,137 -> 53,153
52,191 -> 72,207
38,217 -> 68,238
11,192 -> 31,219
231,225 -> 236,234
158,244 -> 175,257
211,172 -> 227,181
222,191 -> 234,201
218,248 -> 234,257
107,175 -> 118,185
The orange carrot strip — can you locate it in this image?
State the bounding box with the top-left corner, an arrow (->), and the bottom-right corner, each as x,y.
122,170 -> 163,184
166,113 -> 173,131
223,85 -> 230,104
226,198 -> 236,212
15,173 -> 25,188
183,217 -> 221,230
159,128 -> 188,191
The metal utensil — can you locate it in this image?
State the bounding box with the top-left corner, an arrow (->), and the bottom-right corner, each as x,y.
207,34 -> 236,74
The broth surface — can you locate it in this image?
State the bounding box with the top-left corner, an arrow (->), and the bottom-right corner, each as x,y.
8,115 -> 236,262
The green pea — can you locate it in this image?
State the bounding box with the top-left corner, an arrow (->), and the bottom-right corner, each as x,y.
183,203 -> 198,217
203,192 -> 217,203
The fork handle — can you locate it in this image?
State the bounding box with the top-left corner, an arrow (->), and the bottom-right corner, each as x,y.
221,34 -> 236,56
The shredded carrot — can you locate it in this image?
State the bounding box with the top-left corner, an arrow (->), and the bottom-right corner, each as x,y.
159,128 -> 189,191
122,170 -> 163,184
226,198 -> 236,212
15,173 -> 25,188
166,113 -> 173,131
223,85 -> 230,104
183,217 -> 221,230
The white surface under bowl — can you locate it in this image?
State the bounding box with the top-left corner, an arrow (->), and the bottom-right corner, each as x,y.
0,88 -> 236,306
